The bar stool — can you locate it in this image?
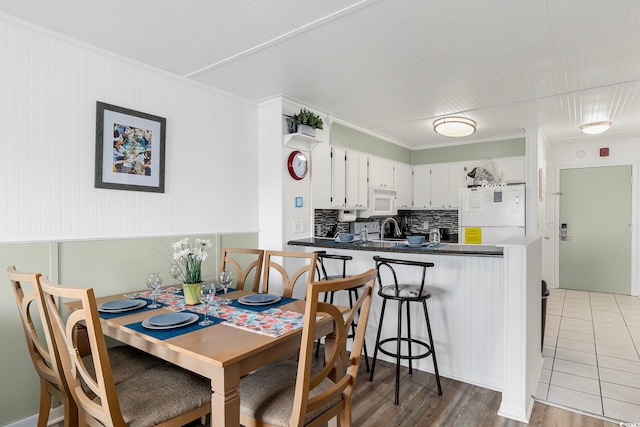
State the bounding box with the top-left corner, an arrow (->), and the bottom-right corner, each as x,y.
314,251 -> 370,372
368,255 -> 442,405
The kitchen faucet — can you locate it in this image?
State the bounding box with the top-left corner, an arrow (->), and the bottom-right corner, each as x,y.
380,217 -> 401,240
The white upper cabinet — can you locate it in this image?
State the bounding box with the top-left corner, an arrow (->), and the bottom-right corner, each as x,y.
495,157 -> 526,183
395,162 -> 413,209
345,151 -> 368,209
446,161 -> 475,209
412,165 -> 431,209
369,155 -> 395,188
429,163 -> 448,209
311,143 -> 333,209
331,147 -> 347,209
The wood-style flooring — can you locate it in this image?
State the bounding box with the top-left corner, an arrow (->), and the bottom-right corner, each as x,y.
346,357 -> 620,426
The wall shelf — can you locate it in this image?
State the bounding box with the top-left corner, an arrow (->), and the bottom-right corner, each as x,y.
283,133 -> 324,151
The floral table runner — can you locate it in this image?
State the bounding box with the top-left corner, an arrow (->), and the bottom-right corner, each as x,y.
121,287 -> 310,338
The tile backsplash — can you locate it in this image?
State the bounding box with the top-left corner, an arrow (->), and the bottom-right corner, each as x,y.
314,209 -> 458,238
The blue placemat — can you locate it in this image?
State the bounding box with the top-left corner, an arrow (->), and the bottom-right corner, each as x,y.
227,295 -> 297,312
98,298 -> 164,319
124,311 -> 222,340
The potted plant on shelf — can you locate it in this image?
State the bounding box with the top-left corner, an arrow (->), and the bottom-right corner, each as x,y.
291,108 -> 324,137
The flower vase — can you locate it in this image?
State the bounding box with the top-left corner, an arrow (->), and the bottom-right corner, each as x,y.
183,283 -> 201,305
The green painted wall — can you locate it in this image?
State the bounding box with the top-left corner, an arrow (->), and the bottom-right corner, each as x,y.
330,122 -> 412,164
331,123 -> 524,166
413,138 -> 525,165
0,233 -> 257,425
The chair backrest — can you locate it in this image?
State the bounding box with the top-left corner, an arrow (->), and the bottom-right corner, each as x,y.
290,268 -> 376,426
314,251 -> 352,281
260,251 -> 318,298
38,276 -> 127,426
373,256 -> 434,296
6,266 -> 70,409
220,247 -> 264,292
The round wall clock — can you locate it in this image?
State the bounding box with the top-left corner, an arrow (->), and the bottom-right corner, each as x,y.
287,150 -> 308,180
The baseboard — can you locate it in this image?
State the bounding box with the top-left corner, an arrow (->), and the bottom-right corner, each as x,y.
6,406 -> 65,427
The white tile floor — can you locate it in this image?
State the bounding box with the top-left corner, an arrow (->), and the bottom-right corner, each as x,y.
536,288 -> 640,423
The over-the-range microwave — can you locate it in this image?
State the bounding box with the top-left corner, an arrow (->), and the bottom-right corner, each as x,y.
357,188 -> 397,218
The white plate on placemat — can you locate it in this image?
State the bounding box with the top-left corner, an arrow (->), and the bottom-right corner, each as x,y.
142,313 -> 199,330
238,294 -> 282,306
98,299 -> 146,313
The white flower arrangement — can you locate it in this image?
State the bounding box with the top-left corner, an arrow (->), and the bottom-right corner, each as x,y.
171,237 -> 212,284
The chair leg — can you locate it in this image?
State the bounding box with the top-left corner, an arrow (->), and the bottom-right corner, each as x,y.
315,291 -> 333,358
423,300 -> 442,396
368,298 -> 387,382
395,300 -> 403,405
407,300 -> 414,375
349,288 -> 370,372
37,382 -> 51,427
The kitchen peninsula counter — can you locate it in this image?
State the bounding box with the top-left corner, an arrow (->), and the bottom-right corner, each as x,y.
287,237 -> 503,257
287,236 -> 542,424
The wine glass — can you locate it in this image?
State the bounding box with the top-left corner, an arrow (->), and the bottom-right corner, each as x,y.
198,283 -> 215,326
145,273 -> 162,308
169,264 -> 181,289
217,271 -> 233,305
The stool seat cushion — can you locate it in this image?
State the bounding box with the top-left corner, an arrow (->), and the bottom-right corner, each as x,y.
380,284 -> 430,299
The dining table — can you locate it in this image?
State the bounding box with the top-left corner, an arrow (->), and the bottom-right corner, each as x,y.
67,286 -> 339,427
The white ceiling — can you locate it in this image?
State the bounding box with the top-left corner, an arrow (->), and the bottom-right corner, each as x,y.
3,0 -> 640,149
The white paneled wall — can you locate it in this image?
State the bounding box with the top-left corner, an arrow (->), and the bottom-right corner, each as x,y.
0,16 -> 258,242
316,249 -> 505,390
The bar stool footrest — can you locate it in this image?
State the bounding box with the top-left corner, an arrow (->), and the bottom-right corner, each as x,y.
377,337 -> 433,361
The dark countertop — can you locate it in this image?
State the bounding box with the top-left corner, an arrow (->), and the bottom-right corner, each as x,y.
288,238 -> 503,257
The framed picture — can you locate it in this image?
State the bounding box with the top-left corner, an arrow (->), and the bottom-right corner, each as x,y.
95,102 -> 166,193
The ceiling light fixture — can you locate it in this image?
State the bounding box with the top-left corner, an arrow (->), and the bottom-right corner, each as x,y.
433,116 -> 477,137
580,121 -> 612,135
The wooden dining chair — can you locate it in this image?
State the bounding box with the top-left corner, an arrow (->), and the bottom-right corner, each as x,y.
260,250 -> 318,298
37,276 -> 212,427
7,266 -> 166,427
220,247 -> 265,292
6,266 -> 76,427
239,268 -> 376,427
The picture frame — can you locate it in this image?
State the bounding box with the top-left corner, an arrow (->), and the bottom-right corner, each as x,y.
95,101 -> 166,193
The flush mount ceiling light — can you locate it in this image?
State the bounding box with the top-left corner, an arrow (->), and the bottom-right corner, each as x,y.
580,121 -> 612,135
433,116 -> 477,137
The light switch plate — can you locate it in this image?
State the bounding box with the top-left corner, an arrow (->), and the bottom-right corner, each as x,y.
300,220 -> 308,233
293,220 -> 300,233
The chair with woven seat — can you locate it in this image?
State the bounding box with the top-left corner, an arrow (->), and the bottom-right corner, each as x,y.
220,247 -> 264,292
368,256 -> 442,405
314,251 -> 370,372
260,250 -> 318,298
6,266 -> 77,427
38,275 -> 212,427
239,268 -> 376,427
7,266 -> 165,427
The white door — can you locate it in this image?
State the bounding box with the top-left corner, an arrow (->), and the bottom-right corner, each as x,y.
559,165 -> 632,294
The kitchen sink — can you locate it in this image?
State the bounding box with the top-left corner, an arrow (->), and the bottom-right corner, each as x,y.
356,240 -> 401,248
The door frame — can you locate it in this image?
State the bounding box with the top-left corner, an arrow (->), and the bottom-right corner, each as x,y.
553,160 -> 638,296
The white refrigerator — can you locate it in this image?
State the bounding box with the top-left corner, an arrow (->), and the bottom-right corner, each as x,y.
458,184 -> 525,244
